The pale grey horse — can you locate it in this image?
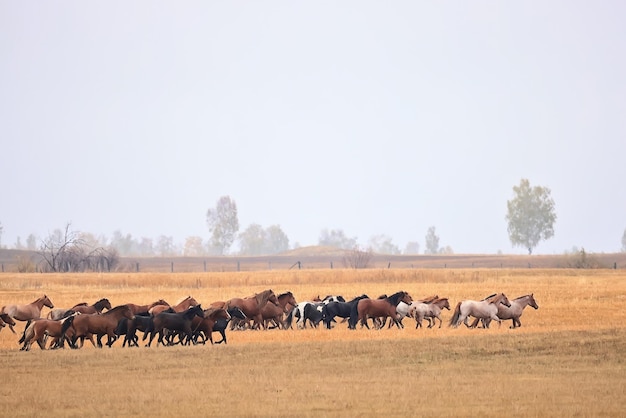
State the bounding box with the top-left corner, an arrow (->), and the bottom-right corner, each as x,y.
449,293 -> 511,328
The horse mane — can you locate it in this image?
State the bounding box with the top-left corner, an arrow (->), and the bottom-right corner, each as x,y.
419,295 -> 439,304
72,302 -> 89,307
348,294 -> 368,303
514,294 -> 530,300
482,293 -> 497,301
277,291 -> 293,299
174,296 -> 192,305
104,304 -> 130,314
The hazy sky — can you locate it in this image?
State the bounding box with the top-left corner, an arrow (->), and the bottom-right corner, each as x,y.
1,2 -> 625,255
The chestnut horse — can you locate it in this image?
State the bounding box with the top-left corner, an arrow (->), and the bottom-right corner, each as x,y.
70,298 -> 112,315
0,295 -> 54,333
190,307 -> 231,344
226,289 -> 278,330
63,304 -> 135,348
260,291 -> 297,329
20,313 -> 79,351
125,299 -> 170,315
356,291 -> 413,330
149,296 -> 199,316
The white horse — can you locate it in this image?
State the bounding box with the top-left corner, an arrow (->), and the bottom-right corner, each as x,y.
471,294 -> 538,329
410,297 -> 451,328
449,293 -> 511,328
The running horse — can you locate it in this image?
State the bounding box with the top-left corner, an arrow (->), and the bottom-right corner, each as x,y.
355,291 -> 413,330
409,297 -> 451,328
0,313 -> 17,334
469,293 -> 539,329
149,296 -> 199,316
70,298 -> 112,315
20,313 -> 80,351
62,304 -> 135,348
449,293 -> 511,328
0,295 -> 54,333
226,289 -> 279,330
260,291 -> 297,329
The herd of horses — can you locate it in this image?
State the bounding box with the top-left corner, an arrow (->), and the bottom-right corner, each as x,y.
0,290 -> 539,351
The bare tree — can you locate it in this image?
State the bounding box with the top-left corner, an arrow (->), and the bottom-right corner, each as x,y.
342,246 -> 373,269
39,223 -> 84,272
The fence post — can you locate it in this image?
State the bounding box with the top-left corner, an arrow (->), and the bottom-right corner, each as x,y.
171,262 -> 174,273
237,261 -> 240,272
330,261 -> 333,269
136,262 -> 139,272
204,260 -> 207,272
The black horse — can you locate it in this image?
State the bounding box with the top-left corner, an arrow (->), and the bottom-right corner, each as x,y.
322,294 -> 369,329
147,305 -> 204,347
115,313 -> 155,347
212,307 -> 246,344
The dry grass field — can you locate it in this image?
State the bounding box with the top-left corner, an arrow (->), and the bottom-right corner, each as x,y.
1,268 -> 625,417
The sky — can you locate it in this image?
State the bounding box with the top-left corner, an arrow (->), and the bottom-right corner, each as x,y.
1,1 -> 625,255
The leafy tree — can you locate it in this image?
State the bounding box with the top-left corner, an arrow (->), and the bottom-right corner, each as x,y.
424,226 -> 440,254
26,234 -> 38,250
622,229 -> 626,252
367,234 -> 400,255
403,241 -> 420,255
238,224 -> 290,255
318,229 -> 357,249
265,225 -> 289,254
183,236 -> 205,256
156,235 -> 176,256
506,178 -> 557,254
239,223 -> 266,255
206,196 -> 239,255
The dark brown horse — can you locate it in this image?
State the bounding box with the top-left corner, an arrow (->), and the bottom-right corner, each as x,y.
147,305 -> 205,347
261,291 -> 297,329
226,289 -> 279,330
149,296 -> 199,316
0,295 -> 54,333
63,305 -> 135,348
70,298 -> 112,315
356,291 -> 413,329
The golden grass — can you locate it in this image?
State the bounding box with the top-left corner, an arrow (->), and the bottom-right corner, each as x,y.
1,269 -> 625,417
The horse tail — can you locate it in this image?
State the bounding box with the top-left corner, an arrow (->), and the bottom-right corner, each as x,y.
285,308 -> 295,329
449,302 -> 462,327
20,320 -> 35,345
348,301 -> 360,330
60,314 -> 74,338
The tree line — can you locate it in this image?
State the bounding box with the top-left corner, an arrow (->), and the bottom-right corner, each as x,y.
3,178 -> 608,273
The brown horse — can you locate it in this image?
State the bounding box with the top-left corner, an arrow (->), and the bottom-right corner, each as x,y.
226,289 -> 279,330
149,296 -> 199,316
356,291 -> 413,330
261,291 -> 297,329
191,307 -> 231,344
63,305 -> 135,348
0,313 -> 17,334
125,299 -> 170,315
0,295 -> 54,333
70,298 -> 112,315
20,314 -> 79,351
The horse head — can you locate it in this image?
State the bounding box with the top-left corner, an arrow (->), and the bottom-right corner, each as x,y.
98,298 -> 112,311
438,298 -> 451,310
497,293 -> 511,307
42,295 -> 54,309
528,293 -> 539,309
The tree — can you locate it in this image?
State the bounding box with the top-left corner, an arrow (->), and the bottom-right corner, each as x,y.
318,229 -> 357,249
265,225 -> 289,254
342,246 -> 373,269
238,224 -> 290,255
206,196 -> 239,255
506,178 -> 557,254
183,236 -> 205,256
367,234 -> 400,255
424,226 -> 440,254
404,241 -> 420,255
